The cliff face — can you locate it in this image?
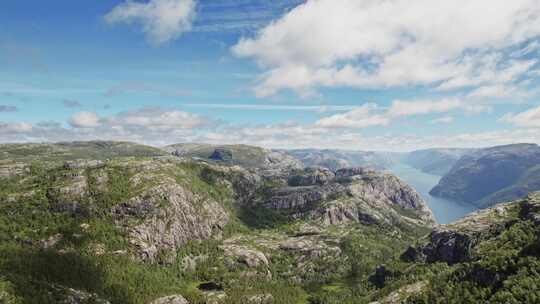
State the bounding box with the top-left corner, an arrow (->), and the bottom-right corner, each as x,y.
430,143 -> 540,207
113,183 -> 229,263
403,192 -> 540,265
257,167 -> 435,227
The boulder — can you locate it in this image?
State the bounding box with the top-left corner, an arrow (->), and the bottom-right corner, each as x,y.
223,245 -> 269,268
244,294 -> 274,304
149,295 -> 189,304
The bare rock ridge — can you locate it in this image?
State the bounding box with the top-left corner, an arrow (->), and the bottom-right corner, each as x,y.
113,183 -> 229,263
249,166 -> 435,226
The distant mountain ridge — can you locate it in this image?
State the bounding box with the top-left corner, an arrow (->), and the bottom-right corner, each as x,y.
283,148 -> 397,171
403,148 -> 475,176
430,143 -> 540,207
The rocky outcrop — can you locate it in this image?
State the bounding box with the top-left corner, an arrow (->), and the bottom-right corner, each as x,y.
58,287 -> 110,304
370,281 -> 427,304
243,294 -> 274,304
222,245 -> 269,268
287,167 -> 335,186
64,160 -> 105,170
402,198 -> 520,264
402,228 -> 478,264
0,162 -> 28,179
113,183 -> 229,263
521,192 -> 540,224
346,170 -> 434,222
263,184 -> 345,211
261,167 -> 434,226
149,295 -> 189,304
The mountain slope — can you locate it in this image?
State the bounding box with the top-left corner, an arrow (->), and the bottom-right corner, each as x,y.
284,149 -> 397,171
0,142 -> 433,304
430,143 -> 540,207
164,143 -> 302,175
403,148 -> 474,176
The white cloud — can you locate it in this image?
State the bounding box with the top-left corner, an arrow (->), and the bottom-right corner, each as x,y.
105,0 -> 196,45
501,106 -> 540,128
387,98 -> 489,117
431,116 -> 454,124
70,112 -> 101,128
107,107 -> 209,130
184,103 -> 358,112
0,122 -> 32,133
233,0 -> 540,97
315,103 -> 389,129
314,98 -> 489,129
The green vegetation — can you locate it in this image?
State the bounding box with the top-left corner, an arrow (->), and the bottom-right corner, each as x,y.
1,142 -> 539,303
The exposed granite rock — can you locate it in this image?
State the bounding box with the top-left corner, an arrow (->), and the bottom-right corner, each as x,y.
149,295 -> 189,304
40,233 -> 63,249
521,192 -> 540,224
222,245 -> 269,268
309,199 -> 382,226
113,183 -> 229,263
345,170 -> 434,223
59,287 -> 110,304
180,255 -> 208,272
262,167 -> 434,226
64,160 -> 105,170
287,167 -> 335,187
279,236 -> 341,259
370,281 -> 427,304
263,184 -> 345,211
335,167 -> 377,178
0,162 -> 28,179
402,200 -> 517,264
244,294 -> 274,304
403,228 -> 478,264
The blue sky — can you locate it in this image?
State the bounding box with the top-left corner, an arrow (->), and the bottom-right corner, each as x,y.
1,0 -> 540,151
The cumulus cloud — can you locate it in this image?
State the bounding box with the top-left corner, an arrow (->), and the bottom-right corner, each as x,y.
69,107 -> 210,131
314,98 -> 489,129
501,106 -> 540,128
315,103 -> 389,129
69,112 -> 101,128
386,98 -> 489,117
431,116 -> 454,124
105,0 -> 196,45
233,0 -> 540,97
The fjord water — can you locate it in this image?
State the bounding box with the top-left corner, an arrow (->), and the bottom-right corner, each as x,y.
389,163 -> 478,224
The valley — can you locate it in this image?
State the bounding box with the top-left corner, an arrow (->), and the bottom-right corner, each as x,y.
0,141 -> 539,303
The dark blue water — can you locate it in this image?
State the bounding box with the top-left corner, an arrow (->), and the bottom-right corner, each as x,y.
389,163 -> 478,224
